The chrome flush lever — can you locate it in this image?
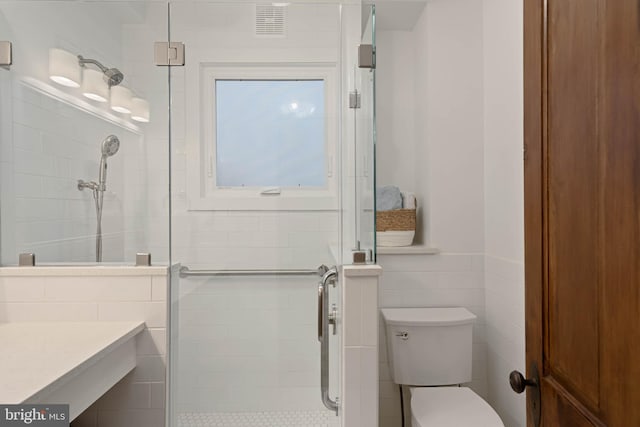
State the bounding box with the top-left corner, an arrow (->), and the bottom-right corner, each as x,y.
396,331 -> 409,340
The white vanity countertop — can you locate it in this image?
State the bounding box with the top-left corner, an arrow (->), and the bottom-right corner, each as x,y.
0,321 -> 145,404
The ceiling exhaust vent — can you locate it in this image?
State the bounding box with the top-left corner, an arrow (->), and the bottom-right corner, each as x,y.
255,4 -> 286,37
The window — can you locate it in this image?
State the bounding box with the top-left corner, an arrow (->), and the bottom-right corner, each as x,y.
215,79 -> 326,188
188,64 -> 338,211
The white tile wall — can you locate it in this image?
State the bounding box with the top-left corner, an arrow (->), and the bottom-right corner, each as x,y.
342,265 -> 382,427
0,2 -> 166,265
172,275 -> 329,414
0,267 -> 169,427
377,254 -> 487,427
119,3 -> 355,418
0,82 -> 148,265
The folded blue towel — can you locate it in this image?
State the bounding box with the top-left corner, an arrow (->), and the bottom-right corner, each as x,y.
376,185 -> 403,211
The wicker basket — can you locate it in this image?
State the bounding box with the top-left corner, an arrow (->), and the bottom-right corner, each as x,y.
376,204 -> 417,247
376,208 -> 416,232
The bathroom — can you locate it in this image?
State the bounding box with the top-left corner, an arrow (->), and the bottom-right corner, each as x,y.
0,1 -> 524,427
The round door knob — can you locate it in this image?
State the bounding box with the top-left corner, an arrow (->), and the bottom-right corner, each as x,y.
509,370 -> 538,394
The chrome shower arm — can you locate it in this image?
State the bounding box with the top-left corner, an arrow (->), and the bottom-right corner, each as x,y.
77,56 -> 124,87
77,55 -> 108,73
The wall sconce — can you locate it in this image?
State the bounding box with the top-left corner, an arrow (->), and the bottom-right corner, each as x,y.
49,48 -> 81,87
110,85 -> 133,114
131,98 -> 150,123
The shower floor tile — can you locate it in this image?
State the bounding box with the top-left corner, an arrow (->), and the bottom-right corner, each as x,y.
177,410 -> 340,427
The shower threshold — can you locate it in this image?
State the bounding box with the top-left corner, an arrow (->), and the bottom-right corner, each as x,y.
177,409 -> 340,427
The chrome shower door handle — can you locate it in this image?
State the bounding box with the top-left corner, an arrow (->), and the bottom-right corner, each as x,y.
318,282 -> 324,342
319,266 -> 339,414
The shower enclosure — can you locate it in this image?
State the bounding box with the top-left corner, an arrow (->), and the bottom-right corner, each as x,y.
77,135 -> 121,262
0,1 -> 376,425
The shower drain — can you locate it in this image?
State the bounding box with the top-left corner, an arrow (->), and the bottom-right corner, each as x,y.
177,410 -> 340,427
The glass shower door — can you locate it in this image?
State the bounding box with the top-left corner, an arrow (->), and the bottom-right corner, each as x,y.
167,2 -> 345,425
0,1 -> 170,266
355,4 -> 376,263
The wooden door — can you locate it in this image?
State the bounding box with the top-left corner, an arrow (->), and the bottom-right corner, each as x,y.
524,0 -> 640,426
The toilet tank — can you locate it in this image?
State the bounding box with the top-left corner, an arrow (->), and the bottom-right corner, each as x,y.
381,308 -> 477,386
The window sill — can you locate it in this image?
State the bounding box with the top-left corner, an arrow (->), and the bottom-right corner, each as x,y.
376,244 -> 440,255
187,194 -> 339,211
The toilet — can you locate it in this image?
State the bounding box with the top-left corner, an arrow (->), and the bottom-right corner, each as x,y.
381,307 -> 504,427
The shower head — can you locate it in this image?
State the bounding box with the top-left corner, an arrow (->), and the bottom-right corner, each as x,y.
104,68 -> 124,87
99,135 -> 119,190
101,135 -> 120,158
77,55 -> 125,87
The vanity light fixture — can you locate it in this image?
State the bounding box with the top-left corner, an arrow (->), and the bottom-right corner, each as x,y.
49,48 -> 148,121
130,97 -> 150,123
81,68 -> 109,102
110,85 -> 133,114
49,48 -> 81,87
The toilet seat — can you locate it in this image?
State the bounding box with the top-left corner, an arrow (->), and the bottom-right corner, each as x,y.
410,387 -> 505,427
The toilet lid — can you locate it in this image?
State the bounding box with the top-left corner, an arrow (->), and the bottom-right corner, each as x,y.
411,387 -> 505,427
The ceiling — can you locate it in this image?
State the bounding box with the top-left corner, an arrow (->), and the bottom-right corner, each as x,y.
364,0 -> 428,31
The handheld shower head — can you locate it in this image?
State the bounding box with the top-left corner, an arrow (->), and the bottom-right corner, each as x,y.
101,135 -> 120,158
99,135 -> 120,189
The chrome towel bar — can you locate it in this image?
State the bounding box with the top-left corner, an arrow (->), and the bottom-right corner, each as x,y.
179,265 -> 328,278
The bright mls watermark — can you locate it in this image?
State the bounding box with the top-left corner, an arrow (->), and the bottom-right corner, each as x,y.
0,405 -> 69,426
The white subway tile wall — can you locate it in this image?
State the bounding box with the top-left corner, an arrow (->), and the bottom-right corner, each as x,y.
173,275 -> 332,414
0,83 -> 149,265
123,3 -> 349,420
341,266 -> 381,427
377,254 -> 487,427
0,268 -> 169,427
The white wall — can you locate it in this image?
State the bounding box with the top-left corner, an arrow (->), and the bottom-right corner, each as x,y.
376,0 -> 525,426
421,0 -> 485,253
483,0 -> 525,426
375,31 -> 416,193
377,1 -> 487,426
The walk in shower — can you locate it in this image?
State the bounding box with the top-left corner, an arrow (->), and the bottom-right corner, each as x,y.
0,1 -> 375,425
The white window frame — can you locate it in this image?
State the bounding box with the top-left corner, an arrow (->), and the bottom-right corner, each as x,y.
187,62 -> 339,211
